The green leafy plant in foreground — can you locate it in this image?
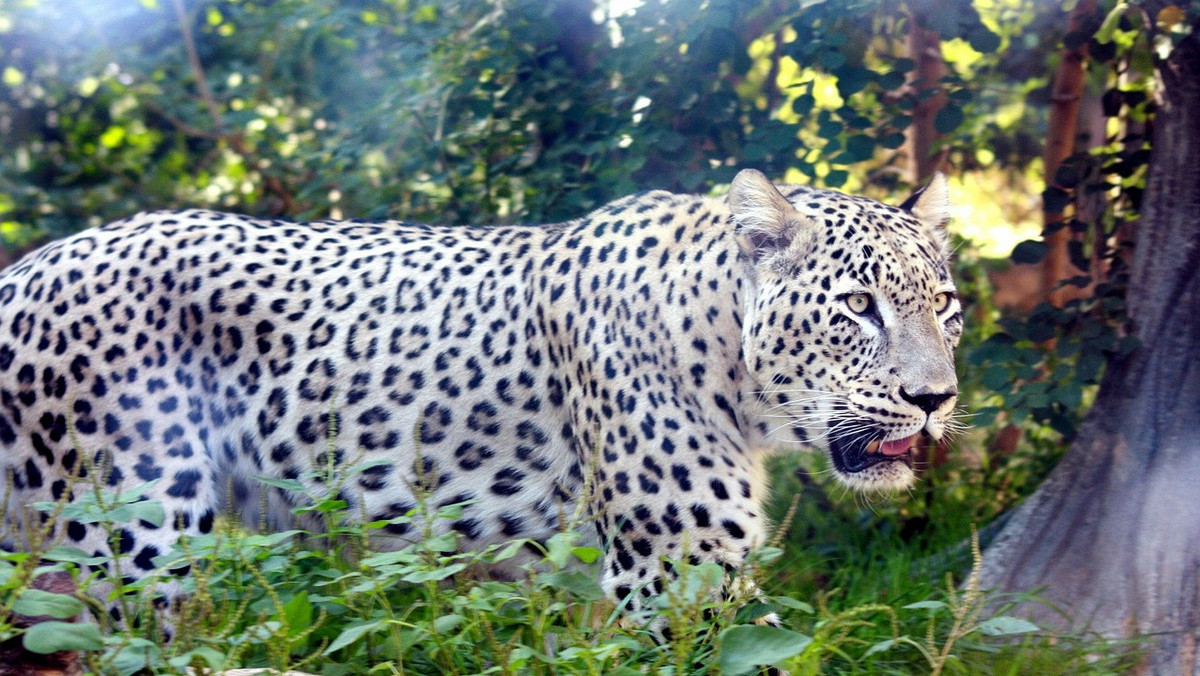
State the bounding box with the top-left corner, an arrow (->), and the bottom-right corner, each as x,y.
0,440 -> 1145,675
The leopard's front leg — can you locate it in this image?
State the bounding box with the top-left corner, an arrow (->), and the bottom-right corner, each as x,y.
593,428 -> 775,626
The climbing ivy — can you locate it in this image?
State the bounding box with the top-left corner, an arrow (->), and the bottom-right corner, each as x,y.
968,2 -> 1156,439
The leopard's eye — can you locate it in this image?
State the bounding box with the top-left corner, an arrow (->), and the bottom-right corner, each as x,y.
845,293 -> 873,315
932,291 -> 955,314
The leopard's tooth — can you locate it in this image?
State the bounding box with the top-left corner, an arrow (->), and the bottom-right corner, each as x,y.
866,439 -> 881,454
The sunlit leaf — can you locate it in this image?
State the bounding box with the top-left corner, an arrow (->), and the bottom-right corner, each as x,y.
13,589 -> 84,619
324,619 -> 387,655
23,622 -> 103,654
977,616 -> 1040,636
718,625 -> 812,675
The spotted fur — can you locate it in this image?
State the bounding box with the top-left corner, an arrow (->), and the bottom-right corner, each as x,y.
0,170 -> 960,614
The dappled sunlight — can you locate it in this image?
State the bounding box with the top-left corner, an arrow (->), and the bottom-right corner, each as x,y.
949,168 -> 1041,259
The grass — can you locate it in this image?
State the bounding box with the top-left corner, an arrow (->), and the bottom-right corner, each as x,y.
0,440 -> 1145,675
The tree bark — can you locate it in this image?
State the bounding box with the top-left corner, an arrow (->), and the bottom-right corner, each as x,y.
1040,0 -> 1096,306
905,6 -> 946,183
978,9 -> 1200,674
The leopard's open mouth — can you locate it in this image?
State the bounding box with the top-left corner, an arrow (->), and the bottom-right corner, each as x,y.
828,432 -> 919,474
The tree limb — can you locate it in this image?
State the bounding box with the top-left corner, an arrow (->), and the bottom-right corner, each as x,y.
167,0 -> 296,214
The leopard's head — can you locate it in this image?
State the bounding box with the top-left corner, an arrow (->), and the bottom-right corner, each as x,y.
731,169 -> 962,491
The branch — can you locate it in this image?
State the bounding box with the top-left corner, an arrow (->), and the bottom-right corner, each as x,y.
170,0 -> 224,133
166,0 -> 296,215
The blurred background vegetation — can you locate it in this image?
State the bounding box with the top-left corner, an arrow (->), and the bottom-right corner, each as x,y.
0,0 -> 1051,234
0,0 -> 1182,672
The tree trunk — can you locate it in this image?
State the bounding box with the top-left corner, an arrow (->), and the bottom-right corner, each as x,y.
978,12 -> 1200,674
905,6 -> 946,183
1040,0 -> 1096,307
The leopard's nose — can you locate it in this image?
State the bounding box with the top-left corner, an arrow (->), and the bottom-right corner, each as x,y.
899,386 -> 956,414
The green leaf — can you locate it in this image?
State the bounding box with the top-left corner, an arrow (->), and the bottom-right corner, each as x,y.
281,591 -> 313,632
733,602 -> 780,624
718,625 -> 812,675
982,365 -> 1011,391
421,532 -> 459,553
977,615 -> 1039,636
39,546 -> 98,565
435,502 -> 466,519
1054,164 -> 1082,188
296,498 -> 347,513
1076,349 -> 1106,383
880,132 -> 906,149
816,112 -> 843,141
1042,186 -> 1072,213
1011,239 -> 1049,265
824,170 -> 848,188
324,619 -> 387,654
972,406 -> 998,427
903,600 -> 947,611
244,530 -> 304,548
1118,336 -> 1140,355
769,596 -> 815,614
433,613 -> 464,633
791,94 -> 816,118
541,570 -> 605,601
545,531 -> 580,568
819,50 -> 845,69
13,589 -> 84,619
23,621 -> 104,654
167,647 -> 226,670
488,539 -> 527,563
2,66 -> 24,87
110,637 -> 166,675
949,88 -> 973,104
967,27 -> 1001,53
744,142 -> 769,162
934,105 -> 965,134
736,547 -> 780,568
1096,2 -> 1131,43
863,637 -> 899,657
254,476 -> 307,494
1053,381 -> 1083,409
402,562 -> 467,583
834,66 -> 872,97
126,500 -> 165,528
878,71 -> 906,91
844,134 -> 875,162
571,546 -> 601,564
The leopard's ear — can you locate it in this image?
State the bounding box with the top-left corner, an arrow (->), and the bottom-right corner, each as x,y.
729,169 -> 813,261
901,172 -> 951,253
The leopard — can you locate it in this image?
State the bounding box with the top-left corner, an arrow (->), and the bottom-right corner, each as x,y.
0,168 -> 960,621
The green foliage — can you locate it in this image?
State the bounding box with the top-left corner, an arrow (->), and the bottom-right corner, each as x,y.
969,0 -> 1154,441
0,0 -> 1010,245
0,435 -> 1145,675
